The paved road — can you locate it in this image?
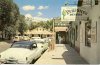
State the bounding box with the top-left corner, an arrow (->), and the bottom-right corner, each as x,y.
0,42 -> 11,53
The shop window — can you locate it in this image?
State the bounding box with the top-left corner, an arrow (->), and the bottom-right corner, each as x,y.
85,21 -> 91,47
75,26 -> 78,40
95,0 -> 98,5
72,29 -> 74,40
77,0 -> 83,6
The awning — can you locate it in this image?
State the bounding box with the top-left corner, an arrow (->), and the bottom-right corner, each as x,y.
30,30 -> 53,35
55,27 -> 68,32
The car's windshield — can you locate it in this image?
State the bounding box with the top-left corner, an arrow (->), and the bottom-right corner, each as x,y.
11,42 -> 31,49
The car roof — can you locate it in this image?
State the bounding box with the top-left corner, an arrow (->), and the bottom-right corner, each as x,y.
34,39 -> 45,42
32,37 -> 41,38
14,41 -> 35,45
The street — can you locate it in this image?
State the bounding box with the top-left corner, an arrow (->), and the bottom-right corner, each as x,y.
0,0 -> 100,64
0,42 -> 88,64
0,42 -> 11,53
0,41 -> 47,64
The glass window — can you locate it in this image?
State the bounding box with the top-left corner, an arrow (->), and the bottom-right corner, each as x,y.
11,42 -> 31,49
75,26 -> 78,40
85,21 -> 91,47
95,0 -> 98,5
77,0 -> 83,6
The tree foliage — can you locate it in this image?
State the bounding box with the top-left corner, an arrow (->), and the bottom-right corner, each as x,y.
18,15 -> 28,35
0,0 -> 20,39
28,20 -> 53,31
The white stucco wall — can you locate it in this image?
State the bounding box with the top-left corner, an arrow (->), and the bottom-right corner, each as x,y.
80,21 -> 98,64
80,21 -> 97,64
97,4 -> 100,63
80,3 -> 100,64
97,17 -> 100,63
75,22 -> 80,52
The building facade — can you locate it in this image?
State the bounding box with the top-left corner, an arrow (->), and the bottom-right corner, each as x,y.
65,0 -> 100,63
77,0 -> 100,64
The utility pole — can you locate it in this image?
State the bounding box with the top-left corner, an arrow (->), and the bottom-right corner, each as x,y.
53,18 -> 55,33
52,18 -> 56,50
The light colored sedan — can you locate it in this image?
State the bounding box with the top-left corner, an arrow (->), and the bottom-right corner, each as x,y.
34,39 -> 49,52
0,41 -> 42,64
22,36 -> 30,41
31,37 -> 41,40
13,36 -> 22,42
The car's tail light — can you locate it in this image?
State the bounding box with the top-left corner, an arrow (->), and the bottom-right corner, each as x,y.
26,57 -> 28,60
0,55 -> 1,58
41,46 -> 43,48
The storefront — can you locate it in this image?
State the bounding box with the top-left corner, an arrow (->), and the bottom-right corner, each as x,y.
54,19 -> 68,44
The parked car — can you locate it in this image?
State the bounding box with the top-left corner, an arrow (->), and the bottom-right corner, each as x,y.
0,41 -> 42,64
31,37 -> 41,40
46,37 -> 52,42
43,38 -> 50,43
12,36 -> 22,42
34,39 -> 49,52
22,36 -> 30,41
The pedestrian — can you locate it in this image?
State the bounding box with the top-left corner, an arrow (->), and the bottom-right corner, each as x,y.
48,37 -> 55,51
58,36 -> 62,44
48,40 -> 52,51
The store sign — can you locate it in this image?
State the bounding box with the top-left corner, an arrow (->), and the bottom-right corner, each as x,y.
61,6 -> 88,21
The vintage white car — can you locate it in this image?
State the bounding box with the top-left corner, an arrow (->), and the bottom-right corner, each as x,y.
0,41 -> 42,64
13,36 -> 22,42
22,36 -> 30,41
34,39 -> 49,52
31,37 -> 41,40
43,38 -> 50,43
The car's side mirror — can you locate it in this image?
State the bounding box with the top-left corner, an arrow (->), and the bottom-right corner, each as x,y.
32,43 -> 37,48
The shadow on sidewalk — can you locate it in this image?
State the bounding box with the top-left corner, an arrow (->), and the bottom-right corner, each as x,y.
62,44 -> 88,64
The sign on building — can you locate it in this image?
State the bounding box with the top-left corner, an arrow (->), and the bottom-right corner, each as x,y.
61,6 -> 89,21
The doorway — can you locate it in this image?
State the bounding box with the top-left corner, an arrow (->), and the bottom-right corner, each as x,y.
56,31 -> 66,44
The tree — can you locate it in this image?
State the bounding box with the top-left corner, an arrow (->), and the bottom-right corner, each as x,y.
4,25 -> 16,40
0,0 -> 20,39
28,22 -> 38,30
18,15 -> 28,35
44,20 -> 53,31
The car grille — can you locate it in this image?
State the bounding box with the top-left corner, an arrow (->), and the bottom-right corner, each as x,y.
6,59 -> 18,64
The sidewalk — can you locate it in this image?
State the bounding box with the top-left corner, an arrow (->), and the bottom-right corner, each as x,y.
35,44 -> 88,64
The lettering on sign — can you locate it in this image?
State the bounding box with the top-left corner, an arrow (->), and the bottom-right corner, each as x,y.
61,6 -> 89,21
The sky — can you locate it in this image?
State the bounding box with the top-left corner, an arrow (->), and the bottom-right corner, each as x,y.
13,0 -> 78,19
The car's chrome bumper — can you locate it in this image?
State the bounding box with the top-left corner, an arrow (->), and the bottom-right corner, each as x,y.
0,58 -> 29,64
0,59 -> 6,64
0,59 -> 18,64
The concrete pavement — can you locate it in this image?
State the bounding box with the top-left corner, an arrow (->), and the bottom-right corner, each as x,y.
35,44 -> 88,64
